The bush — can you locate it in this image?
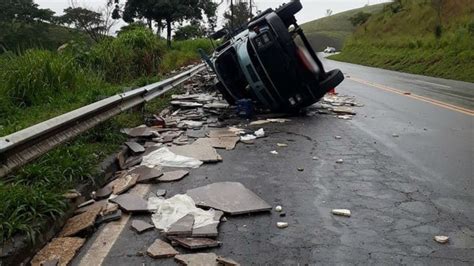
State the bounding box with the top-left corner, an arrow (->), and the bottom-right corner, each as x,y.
88,27 -> 166,83
0,50 -> 102,108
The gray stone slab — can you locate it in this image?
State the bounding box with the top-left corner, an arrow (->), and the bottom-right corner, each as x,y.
129,165 -> 163,183
156,189 -> 167,197
170,237 -> 221,250
186,128 -> 208,138
122,126 -> 155,138
207,129 -> 236,138
95,210 -> 122,225
158,170 -> 189,182
94,186 -> 113,199
169,144 -> 222,163
193,137 -> 239,150
147,239 -> 179,259
186,182 -> 272,215
125,142 -> 145,153
167,214 -> 194,236
174,253 -> 218,266
131,220 -> 154,233
110,193 -> 149,213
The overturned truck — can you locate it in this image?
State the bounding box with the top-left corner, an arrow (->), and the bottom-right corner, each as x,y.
204,0 -> 344,112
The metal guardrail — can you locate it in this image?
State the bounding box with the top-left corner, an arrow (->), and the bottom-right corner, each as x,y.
0,63 -> 207,178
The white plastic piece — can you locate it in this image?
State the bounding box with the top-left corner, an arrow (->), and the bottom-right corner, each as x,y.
141,147 -> 203,168
240,134 -> 256,141
434,236 -> 449,244
275,206 -> 283,212
270,150 -> 279,155
336,159 -> 344,164
254,128 -> 265,138
277,143 -> 288,147
332,209 -> 351,217
148,194 -> 217,232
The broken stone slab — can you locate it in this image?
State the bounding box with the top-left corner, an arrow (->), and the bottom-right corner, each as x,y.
169,143 -> 222,163
77,199 -> 95,209
337,115 -> 353,120
108,173 -> 139,195
30,237 -> 85,266
95,210 -> 122,226
131,220 -> 154,234
332,209 -> 351,217
156,189 -> 167,197
276,143 -> 288,147
121,126 -> 156,138
173,136 -> 190,145
40,258 -> 59,266
147,239 -> 179,259
125,142 -> 145,153
193,137 -> 239,150
207,128 -> 237,138
141,147 -> 203,169
170,237 -> 221,250
158,170 -> 189,182
62,189 -> 81,199
217,256 -> 240,266
182,120 -> 204,129
204,102 -> 229,109
167,213 -> 194,236
110,193 -> 150,213
123,155 -> 143,169
171,101 -> 203,108
186,182 -> 272,215
192,211 -> 223,237
59,206 -> 102,237
186,128 -> 208,138
94,186 -> 113,199
128,165 -> 163,183
174,253 -> 218,266
74,200 -> 107,215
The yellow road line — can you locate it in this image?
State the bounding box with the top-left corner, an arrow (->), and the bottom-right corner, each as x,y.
78,184 -> 151,266
349,77 -> 474,116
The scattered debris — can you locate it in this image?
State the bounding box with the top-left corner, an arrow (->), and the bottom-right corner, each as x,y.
312,156 -> 318,160
240,134 -> 256,143
95,210 -> 122,225
250,118 -> 290,126
434,235 -> 449,244
186,182 -> 272,215
131,220 -> 154,234
270,150 -> 279,155
297,168 -> 304,171
171,101 -> 203,108
335,136 -> 342,139
279,212 -> 286,217
156,189 -> 167,197
275,206 -> 283,212
59,206 -> 101,237
192,210 -> 224,237
392,133 -> 399,138
174,253 -> 218,266
276,222 -> 289,229
125,142 -> 145,153
110,193 -> 149,213
159,170 -> 189,182
141,147 -> 203,168
277,143 -> 288,147
30,237 -> 85,266
94,186 -> 113,199
167,214 -> 195,236
332,209 -> 351,217
336,159 -> 344,164
182,120 -> 204,129
337,115 -> 353,120
208,128 -> 237,138
121,126 -> 156,138
332,106 -> 356,115
170,237 -> 221,250
147,239 -> 179,259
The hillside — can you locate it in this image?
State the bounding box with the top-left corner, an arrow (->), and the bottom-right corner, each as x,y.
300,3 -> 385,51
330,0 -> 474,82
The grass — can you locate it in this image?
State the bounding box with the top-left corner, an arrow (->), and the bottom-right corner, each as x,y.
329,0 -> 474,82
0,26 -> 213,243
300,3 -> 385,51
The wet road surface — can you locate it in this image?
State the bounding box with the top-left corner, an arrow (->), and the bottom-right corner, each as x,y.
72,59 -> 474,265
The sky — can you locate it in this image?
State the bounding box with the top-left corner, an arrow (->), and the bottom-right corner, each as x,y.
36,0 -> 391,32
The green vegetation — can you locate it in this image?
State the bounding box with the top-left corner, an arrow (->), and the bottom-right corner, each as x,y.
330,0 -> 474,82
0,26 -> 213,243
300,3 -> 385,51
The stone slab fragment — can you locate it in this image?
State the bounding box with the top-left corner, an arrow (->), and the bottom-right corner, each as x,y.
125,142 -> 145,153
129,165 -> 163,183
174,253 -> 218,266
169,144 -> 222,163
158,170 -> 189,182
170,237 -> 221,250
31,237 -> 85,266
59,206 -> 101,237
167,214 -> 194,236
147,239 -> 179,258
131,220 -> 154,233
110,193 -> 149,213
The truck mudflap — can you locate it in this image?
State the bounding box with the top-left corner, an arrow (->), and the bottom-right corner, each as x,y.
319,69 -> 345,93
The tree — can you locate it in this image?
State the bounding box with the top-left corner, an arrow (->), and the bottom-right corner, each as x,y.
59,7 -> 106,42
121,0 -> 217,47
0,0 -> 55,23
223,1 -> 251,29
349,11 -> 372,26
174,20 -> 206,40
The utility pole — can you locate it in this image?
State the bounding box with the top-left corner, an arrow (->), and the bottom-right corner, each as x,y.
249,0 -> 253,18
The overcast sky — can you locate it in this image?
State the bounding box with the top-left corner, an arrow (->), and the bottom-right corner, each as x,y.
36,0 -> 391,31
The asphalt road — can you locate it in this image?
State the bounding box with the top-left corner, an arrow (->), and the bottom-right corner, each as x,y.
72,60 -> 473,265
